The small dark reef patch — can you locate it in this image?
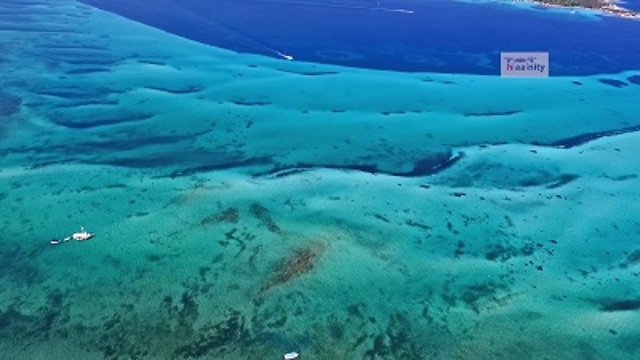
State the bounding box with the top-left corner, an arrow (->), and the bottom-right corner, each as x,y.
598,78 -> 628,88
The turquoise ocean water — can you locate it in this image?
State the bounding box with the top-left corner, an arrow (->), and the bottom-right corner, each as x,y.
1,0 -> 640,359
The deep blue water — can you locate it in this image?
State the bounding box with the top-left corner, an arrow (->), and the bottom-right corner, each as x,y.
80,0 -> 640,75
623,0 -> 640,11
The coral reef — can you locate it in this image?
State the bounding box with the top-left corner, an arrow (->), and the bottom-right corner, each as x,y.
200,207 -> 240,225
262,243 -> 325,293
175,310 -> 248,358
0,91 -> 21,117
249,203 -> 281,233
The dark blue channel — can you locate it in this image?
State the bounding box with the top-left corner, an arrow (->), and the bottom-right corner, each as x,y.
79,0 -> 640,75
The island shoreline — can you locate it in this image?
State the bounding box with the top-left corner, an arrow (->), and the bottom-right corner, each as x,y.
519,0 -> 640,19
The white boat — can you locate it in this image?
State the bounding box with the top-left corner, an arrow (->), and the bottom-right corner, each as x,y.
72,226 -> 94,241
52,227 -> 94,245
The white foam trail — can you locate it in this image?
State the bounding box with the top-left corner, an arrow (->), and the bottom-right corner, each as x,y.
277,52 -> 294,60
253,0 -> 414,14
167,0 -> 294,60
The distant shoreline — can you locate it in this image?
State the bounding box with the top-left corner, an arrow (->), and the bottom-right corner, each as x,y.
529,0 -> 640,19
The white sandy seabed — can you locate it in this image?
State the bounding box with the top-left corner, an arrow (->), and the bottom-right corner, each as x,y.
1,0 -> 640,359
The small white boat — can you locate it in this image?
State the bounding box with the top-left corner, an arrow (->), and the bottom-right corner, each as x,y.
284,352 -> 299,360
72,226 -> 94,241
51,227 -> 94,245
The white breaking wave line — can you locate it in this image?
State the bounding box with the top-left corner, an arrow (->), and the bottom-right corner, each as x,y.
167,0 -> 295,60
252,0 -> 415,14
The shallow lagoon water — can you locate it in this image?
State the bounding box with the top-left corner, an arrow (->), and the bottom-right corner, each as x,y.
1,0 -> 640,359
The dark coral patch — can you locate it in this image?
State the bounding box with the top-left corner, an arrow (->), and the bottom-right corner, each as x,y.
627,75 -> 640,85
262,243 -> 325,292
174,311 -> 248,358
145,85 -> 202,94
231,99 -> 270,106
464,110 -> 521,117
598,78 -> 628,88
619,249 -> 640,269
599,299 -> 640,312
249,203 -> 281,233
552,124 -> 640,149
50,112 -> 154,129
201,208 -> 240,225
405,152 -> 463,177
0,91 -> 21,116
